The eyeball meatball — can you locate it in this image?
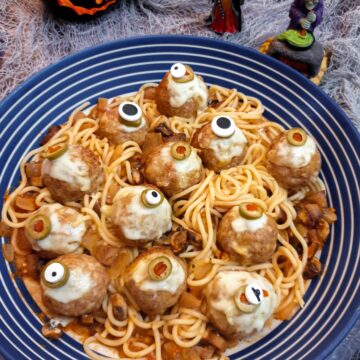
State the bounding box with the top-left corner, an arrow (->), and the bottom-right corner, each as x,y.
144,141 -> 203,197
217,203 -> 278,265
24,203 -> 86,258
96,101 -> 148,146
124,247 -> 187,315
111,185 -> 172,246
156,63 -> 208,118
42,144 -> 104,203
265,128 -> 321,190
191,115 -> 248,173
204,270 -> 277,339
41,254 -> 109,317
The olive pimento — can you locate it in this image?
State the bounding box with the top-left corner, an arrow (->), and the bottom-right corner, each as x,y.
148,256 -> 172,281
238,203 -> 263,220
286,128 -> 307,146
170,142 -> 192,160
25,214 -> 51,241
44,143 -> 68,160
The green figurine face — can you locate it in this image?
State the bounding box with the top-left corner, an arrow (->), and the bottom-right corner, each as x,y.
305,0 -> 319,10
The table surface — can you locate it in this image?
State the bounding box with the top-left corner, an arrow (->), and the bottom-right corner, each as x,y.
0,0 -> 359,359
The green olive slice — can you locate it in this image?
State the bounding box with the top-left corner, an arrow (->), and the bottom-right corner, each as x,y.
234,286 -> 260,313
41,261 -> 70,288
44,143 -> 68,160
25,214 -> 51,241
141,189 -> 165,208
119,117 -> 142,128
170,142 -> 192,160
173,65 -> 195,83
286,128 -> 307,146
148,256 -> 172,281
239,203 -> 263,220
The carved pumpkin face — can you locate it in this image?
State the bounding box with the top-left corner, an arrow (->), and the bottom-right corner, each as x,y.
49,0 -> 119,18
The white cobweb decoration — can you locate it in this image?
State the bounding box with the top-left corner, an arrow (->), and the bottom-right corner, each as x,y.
0,0 -> 359,129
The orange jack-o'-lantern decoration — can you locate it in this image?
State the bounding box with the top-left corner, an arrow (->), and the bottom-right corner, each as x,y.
47,0 -> 119,19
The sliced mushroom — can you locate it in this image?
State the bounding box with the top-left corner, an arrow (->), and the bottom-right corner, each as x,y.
169,230 -> 188,254
163,133 -> 187,143
2,244 -> 15,262
40,125 -> 61,146
154,123 -> 174,138
129,169 -> 144,185
41,322 -> 62,340
0,221 -> 12,238
304,190 -> 328,208
203,330 -> 228,352
303,257 -> 322,279
143,86 -> 157,101
80,314 -> 94,326
110,293 -> 128,321
25,161 -> 43,178
322,207 -> 337,224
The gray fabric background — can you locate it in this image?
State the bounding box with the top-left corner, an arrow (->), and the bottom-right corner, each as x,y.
0,0 -> 359,359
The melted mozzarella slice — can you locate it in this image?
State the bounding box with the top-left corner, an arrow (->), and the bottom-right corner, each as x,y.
112,186 -> 172,241
275,136 -> 316,168
132,253 -> 185,294
42,146 -> 91,191
117,117 -> 146,133
231,212 -> 268,233
209,127 -> 247,162
206,271 -> 277,335
43,266 -> 93,304
32,204 -> 86,254
167,75 -> 208,111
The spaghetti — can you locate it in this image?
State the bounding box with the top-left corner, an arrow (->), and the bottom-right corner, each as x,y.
1,82 -> 329,360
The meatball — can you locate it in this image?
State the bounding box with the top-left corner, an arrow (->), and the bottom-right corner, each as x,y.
217,204 -> 278,265
96,101 -> 148,146
156,63 -> 208,118
41,254 -> 109,317
42,144 -> 104,203
204,270 -> 277,339
191,115 -> 248,173
144,141 -> 203,197
124,247 -> 187,315
24,203 -> 86,258
111,185 -> 172,246
265,128 -> 321,190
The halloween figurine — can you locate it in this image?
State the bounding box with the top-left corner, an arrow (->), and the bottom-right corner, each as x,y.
46,0 -> 119,20
207,0 -> 245,34
288,0 -> 323,33
260,0 -> 328,84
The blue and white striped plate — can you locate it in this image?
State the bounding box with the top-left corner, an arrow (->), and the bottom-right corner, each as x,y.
0,35 -> 359,360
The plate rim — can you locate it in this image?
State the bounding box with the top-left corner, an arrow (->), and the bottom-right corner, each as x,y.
0,34 -> 359,360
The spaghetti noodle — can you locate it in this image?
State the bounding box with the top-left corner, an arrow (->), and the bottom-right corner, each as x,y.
1,82 -> 329,360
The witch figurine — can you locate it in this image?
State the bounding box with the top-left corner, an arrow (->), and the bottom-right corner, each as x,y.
260,0 -> 328,84
207,0 -> 245,34
288,0 -> 324,34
